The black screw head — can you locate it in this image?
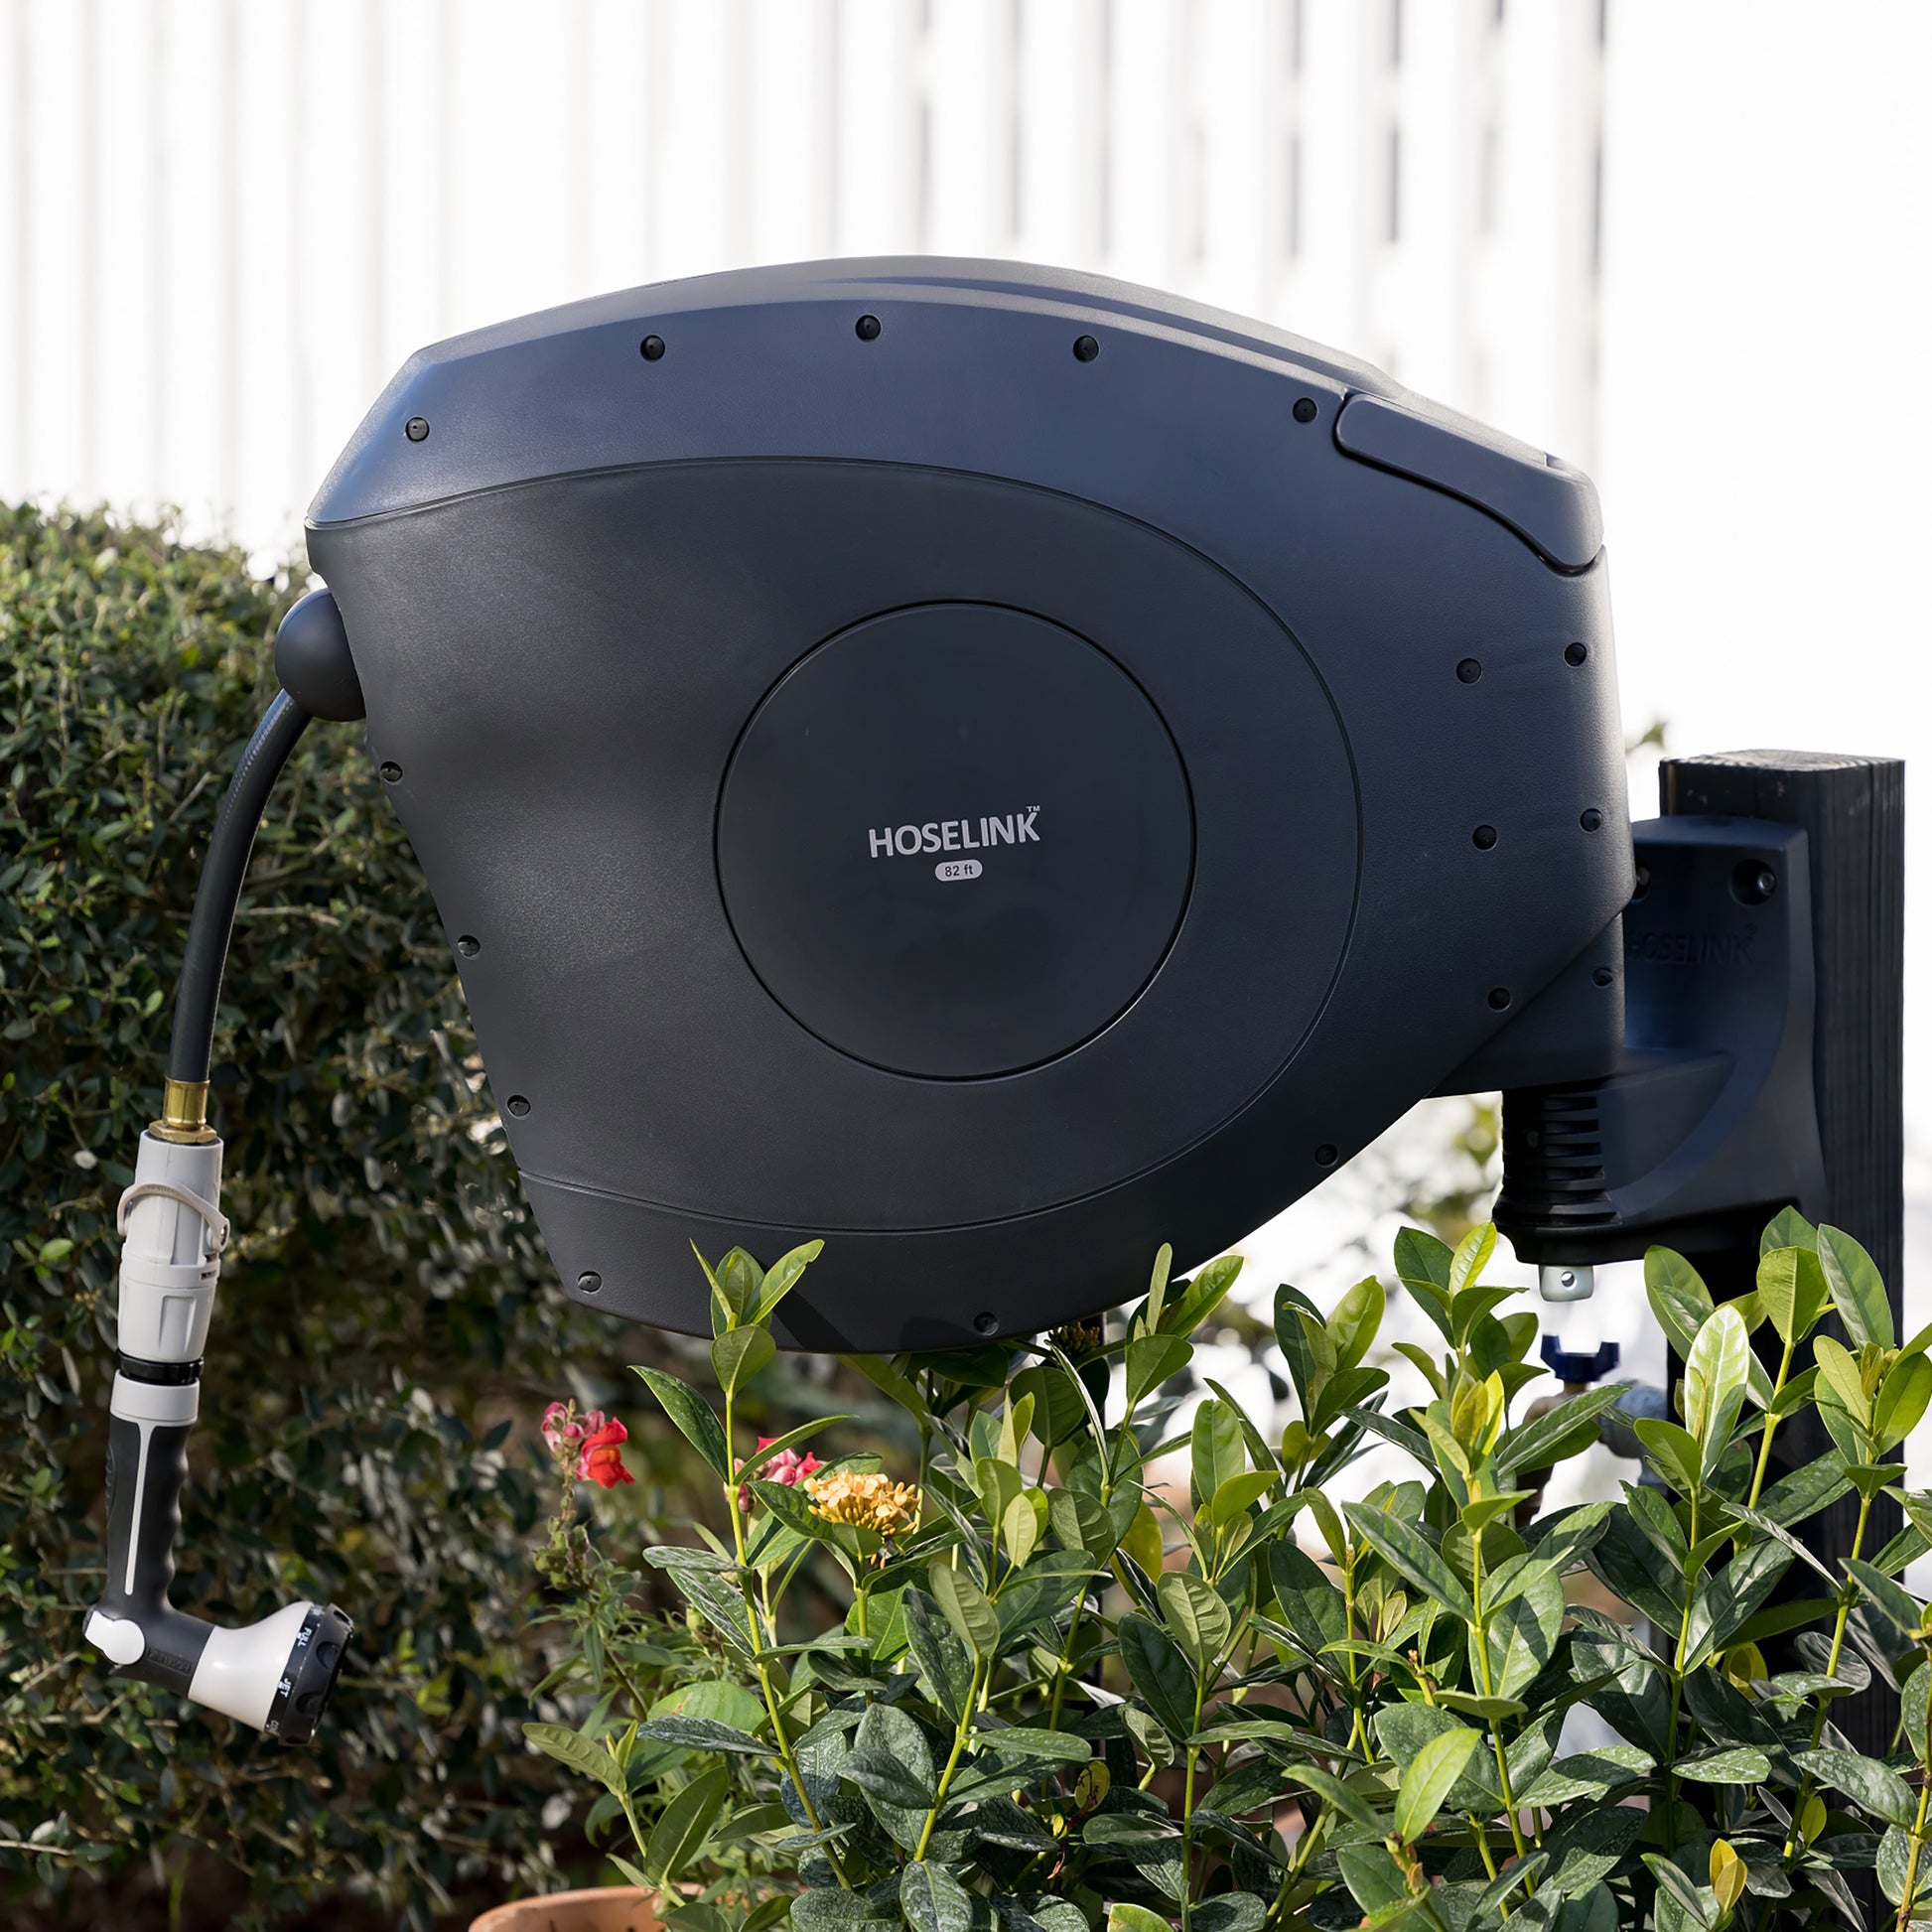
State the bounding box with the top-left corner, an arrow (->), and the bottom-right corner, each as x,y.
1314,1143 -> 1339,1168
1472,824 -> 1498,851
456,934 -> 480,958
378,759 -> 403,783
1487,987 -> 1512,1011
1293,396 -> 1318,424
972,1311 -> 998,1336
404,416 -> 429,442
1580,808 -> 1604,832
855,314 -> 882,342
505,1094 -> 530,1118
1565,641 -> 1589,667
1733,861 -> 1778,905
1592,965 -> 1615,987
1456,657 -> 1483,684
1072,334 -> 1100,362
1632,864 -> 1651,902
640,334 -> 665,361
577,1270 -> 602,1294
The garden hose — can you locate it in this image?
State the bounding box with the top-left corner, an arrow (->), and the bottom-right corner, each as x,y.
83,590 -> 361,1742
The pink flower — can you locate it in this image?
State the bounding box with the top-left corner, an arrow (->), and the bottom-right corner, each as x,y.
542,1402 -> 606,1459
577,1419 -> 634,1489
739,1437 -> 823,1510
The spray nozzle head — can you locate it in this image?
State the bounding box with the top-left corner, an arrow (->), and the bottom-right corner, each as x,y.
1538,1262 -> 1595,1302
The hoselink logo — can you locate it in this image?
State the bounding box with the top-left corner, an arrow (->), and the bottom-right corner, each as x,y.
868,810 -> 1041,859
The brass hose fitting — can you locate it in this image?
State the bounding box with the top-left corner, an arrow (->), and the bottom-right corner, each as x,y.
151,1077 -> 216,1146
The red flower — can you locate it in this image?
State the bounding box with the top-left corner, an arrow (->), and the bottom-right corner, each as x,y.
576,1419 -> 634,1488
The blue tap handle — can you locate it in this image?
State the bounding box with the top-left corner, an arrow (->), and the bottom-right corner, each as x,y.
1541,1335 -> 1620,1385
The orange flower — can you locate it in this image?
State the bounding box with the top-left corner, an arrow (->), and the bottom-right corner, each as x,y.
804,1469 -> 919,1537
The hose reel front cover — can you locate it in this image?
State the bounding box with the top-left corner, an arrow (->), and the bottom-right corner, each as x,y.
306,258 -> 1629,1349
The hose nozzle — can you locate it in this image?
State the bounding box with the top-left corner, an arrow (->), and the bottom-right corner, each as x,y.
1538,1262 -> 1595,1302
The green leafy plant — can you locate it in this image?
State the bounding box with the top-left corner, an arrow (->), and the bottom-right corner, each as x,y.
529,1213 -> 1932,1931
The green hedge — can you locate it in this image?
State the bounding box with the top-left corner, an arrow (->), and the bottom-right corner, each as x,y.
0,503 -> 654,1927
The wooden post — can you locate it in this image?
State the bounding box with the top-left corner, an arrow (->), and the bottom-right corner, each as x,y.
1661,751 -> 1905,1769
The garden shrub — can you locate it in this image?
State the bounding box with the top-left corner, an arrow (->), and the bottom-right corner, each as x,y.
0,502 -> 684,1927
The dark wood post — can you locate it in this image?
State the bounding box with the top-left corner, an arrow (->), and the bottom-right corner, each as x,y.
1661,751 -> 1905,1769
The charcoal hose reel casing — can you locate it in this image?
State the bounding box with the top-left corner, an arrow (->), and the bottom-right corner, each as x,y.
305,259 -> 1631,1350
91,258 -> 1677,1734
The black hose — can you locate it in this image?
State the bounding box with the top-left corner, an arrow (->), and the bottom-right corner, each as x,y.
166,690 -> 313,1084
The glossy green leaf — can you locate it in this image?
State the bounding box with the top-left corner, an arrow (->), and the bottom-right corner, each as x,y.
1495,1382 -> 1626,1477
1207,1469 -> 1274,1526
1877,1352 -> 1932,1450
1157,1570 -> 1232,1669
1190,1898 -> 1263,1932
1336,1842 -> 1410,1913
1047,1486 -> 1116,1561
710,1247 -> 764,1325
1449,1222 -> 1496,1295
1117,1611 -> 1200,1741
902,1587 -> 974,1722
750,1238 -> 822,1322
1674,1746 -> 1770,1782
1813,1335 -> 1869,1421
1684,1303 -> 1750,1463
1760,1205 -> 1819,1254
1393,1724 -> 1480,1843
643,1764 -> 729,1884
1190,1398 -> 1246,1509
899,1861 -> 975,1932
1282,1764 -> 1380,1830
710,1323 -> 775,1396
1684,1538 -> 1794,1670
1002,1487 -> 1046,1569
521,1722 -> 626,1796
841,1746 -> 934,1811
1634,1418 -> 1704,1497
1344,1501 -> 1473,1620
1482,1562 -> 1564,1700
632,1363 -> 731,1479
1168,1252 -> 1245,1334
637,1713 -> 772,1756
1329,1273 -> 1385,1371
1846,1559 -> 1923,1637
1819,1223 -> 1893,1348
1756,1244 -> 1831,1346
1644,1246 -> 1714,1357
1797,1747 -> 1917,1828
928,1562 -> 999,1661
1125,1332 -> 1191,1409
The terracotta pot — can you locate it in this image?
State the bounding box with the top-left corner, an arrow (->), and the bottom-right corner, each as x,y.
470,1886 -> 662,1932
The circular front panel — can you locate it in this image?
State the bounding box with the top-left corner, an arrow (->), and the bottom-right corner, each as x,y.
717,604 -> 1193,1078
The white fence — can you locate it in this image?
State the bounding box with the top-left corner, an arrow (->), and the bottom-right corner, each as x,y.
0,0 -> 1603,556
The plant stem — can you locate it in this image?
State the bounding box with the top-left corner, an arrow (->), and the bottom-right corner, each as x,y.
915,1657 -> 986,1859
1465,1814 -> 1499,1882
1046,1592 -> 1086,1730
723,1379 -> 847,1882
1469,1543 -> 1530,1862
1746,1334 -> 1797,1508
1782,1487 -> 1875,1860
1896,1750 -> 1932,1932
1179,1653 -> 1210,1932
1895,1641 -> 1932,1931
1664,1485 -> 1702,1807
